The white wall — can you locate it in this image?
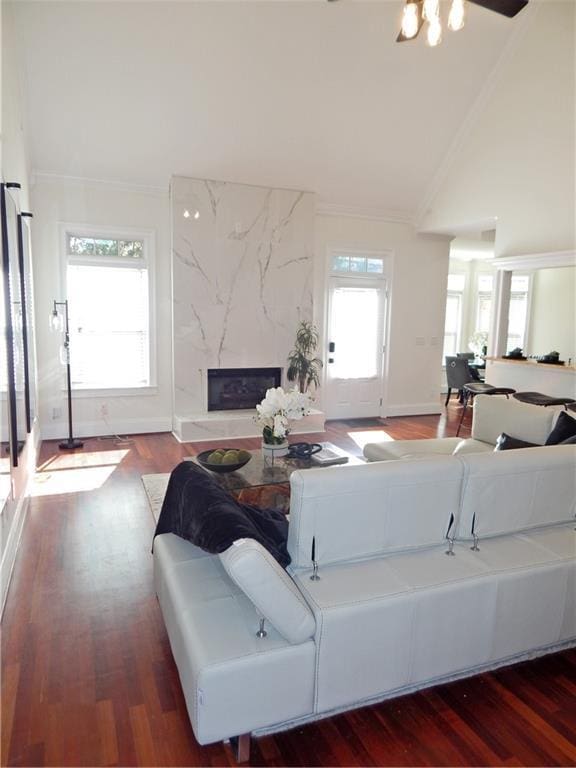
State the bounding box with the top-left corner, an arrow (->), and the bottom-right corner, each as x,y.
528,266 -> 576,363
419,1 -> 575,258
1,1 -> 41,613
31,176 -> 172,438
315,215 -> 450,416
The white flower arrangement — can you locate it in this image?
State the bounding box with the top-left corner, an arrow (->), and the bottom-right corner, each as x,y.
256,386 -> 311,444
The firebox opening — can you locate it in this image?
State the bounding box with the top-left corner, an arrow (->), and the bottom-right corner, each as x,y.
207,368 -> 282,411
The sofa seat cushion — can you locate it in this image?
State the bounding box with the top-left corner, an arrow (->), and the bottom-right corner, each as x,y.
363,438 -> 462,462
293,532 -> 573,715
153,533 -> 315,744
219,538 -> 316,644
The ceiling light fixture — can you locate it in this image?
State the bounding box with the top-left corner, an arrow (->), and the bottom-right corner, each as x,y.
427,16 -> 443,46
448,0 -> 466,30
401,1 -> 420,38
422,0 -> 440,21
398,0 -> 473,47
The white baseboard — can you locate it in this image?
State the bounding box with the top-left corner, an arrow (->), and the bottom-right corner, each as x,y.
40,415 -> 173,441
385,403 -> 443,417
1,492 -> 29,617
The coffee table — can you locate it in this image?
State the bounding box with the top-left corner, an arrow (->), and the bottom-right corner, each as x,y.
191,442 -> 362,511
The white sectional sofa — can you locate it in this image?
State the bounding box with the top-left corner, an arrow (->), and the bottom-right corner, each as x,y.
153,439 -> 576,761
363,395 -> 562,462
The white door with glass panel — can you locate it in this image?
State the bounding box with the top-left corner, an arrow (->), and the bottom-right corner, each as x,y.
325,255 -> 388,418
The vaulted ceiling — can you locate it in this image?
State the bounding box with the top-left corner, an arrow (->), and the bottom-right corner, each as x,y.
12,0 -> 526,216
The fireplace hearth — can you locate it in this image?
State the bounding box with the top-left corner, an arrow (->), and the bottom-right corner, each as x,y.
207,368 -> 282,412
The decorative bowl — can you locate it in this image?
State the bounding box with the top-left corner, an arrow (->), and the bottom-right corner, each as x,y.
196,449 -> 252,474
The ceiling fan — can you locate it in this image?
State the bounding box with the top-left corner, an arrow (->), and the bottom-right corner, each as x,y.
327,0 -> 529,47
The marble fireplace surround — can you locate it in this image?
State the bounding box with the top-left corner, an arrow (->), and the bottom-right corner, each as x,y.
171,176 -> 325,442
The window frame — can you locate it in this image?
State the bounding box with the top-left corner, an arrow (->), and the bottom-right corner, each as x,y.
443,273 -> 466,363
59,223 -> 157,396
329,249 -> 387,280
506,272 -> 533,353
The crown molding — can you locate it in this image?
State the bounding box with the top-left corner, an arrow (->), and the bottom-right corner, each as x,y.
317,202 -> 414,225
413,1 -> 539,229
32,170 -> 168,196
494,250 -> 576,271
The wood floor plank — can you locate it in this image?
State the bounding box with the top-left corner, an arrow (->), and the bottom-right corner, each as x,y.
1,404 -> 574,766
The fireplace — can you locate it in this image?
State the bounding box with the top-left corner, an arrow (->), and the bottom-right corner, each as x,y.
207,368 -> 282,411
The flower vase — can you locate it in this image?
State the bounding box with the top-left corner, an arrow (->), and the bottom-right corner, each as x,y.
261,439 -> 289,464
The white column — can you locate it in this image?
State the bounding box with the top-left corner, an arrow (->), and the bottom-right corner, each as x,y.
489,270 -> 512,357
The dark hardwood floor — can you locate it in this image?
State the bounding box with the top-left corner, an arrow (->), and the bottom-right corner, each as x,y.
2,402 -> 575,767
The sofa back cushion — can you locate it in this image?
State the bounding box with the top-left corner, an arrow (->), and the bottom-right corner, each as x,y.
287,458 -> 462,570
454,445 -> 576,540
471,395 -> 560,446
219,538 -> 316,644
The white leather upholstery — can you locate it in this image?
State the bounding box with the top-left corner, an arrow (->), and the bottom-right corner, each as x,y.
363,396 -> 563,463
471,394 -> 560,446
452,438 -> 494,455
154,533 -> 315,744
363,437 -> 461,462
454,445 -> 576,540
294,533 -> 573,714
219,539 -> 316,644
287,458 -> 461,569
154,431 -> 575,749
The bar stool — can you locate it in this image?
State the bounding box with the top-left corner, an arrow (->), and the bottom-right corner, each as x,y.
513,392 -> 576,410
456,384 -> 516,436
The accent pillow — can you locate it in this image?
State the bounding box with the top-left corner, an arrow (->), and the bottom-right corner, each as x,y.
545,411 -> 576,445
219,538 -> 316,644
494,432 -> 539,451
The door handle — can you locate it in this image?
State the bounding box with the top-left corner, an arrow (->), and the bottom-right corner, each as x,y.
328,358 -> 334,364
329,341 -> 335,353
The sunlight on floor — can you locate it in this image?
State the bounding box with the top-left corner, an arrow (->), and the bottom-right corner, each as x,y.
33,449 -> 130,497
38,449 -> 129,472
347,430 -> 394,449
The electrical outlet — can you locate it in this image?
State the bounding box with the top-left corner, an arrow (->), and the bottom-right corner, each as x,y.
100,404 -> 109,418
52,407 -> 62,420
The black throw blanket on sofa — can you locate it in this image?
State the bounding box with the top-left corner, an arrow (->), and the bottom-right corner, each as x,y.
152,461 -> 291,567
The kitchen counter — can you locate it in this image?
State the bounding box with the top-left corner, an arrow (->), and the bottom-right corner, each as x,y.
485,357 -> 576,398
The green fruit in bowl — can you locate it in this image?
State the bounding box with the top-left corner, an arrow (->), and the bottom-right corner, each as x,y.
222,450 -> 239,464
207,451 -> 223,464
237,449 -> 251,463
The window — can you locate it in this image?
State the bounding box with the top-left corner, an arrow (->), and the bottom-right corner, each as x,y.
475,274 -> 493,335
506,274 -> 530,353
443,273 -> 465,360
331,253 -> 384,275
65,230 -> 152,389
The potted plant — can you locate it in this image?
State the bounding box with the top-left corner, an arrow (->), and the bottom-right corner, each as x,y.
255,387 -> 311,461
287,321 -> 323,393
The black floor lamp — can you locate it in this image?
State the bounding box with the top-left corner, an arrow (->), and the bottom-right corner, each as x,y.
50,299 -> 83,450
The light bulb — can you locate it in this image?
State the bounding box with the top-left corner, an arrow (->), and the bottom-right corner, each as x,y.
448,0 -> 466,31
50,310 -> 63,332
183,209 -> 190,219
401,2 -> 419,39
193,209 -> 200,220
427,18 -> 442,46
423,0 -> 440,21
